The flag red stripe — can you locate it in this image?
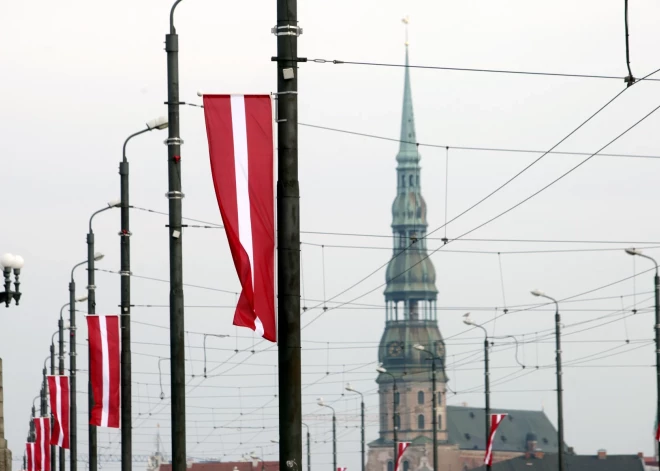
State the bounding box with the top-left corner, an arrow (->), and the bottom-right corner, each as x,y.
88,315 -> 121,428
395,442 -> 411,471
484,414 -> 507,466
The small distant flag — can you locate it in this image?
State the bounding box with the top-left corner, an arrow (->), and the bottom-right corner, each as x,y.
47,376 -> 70,449
34,418 -> 50,471
337,468 -> 347,471
87,315 -> 121,428
395,442 -> 411,471
484,414 -> 507,466
655,422 -> 660,441
26,443 -> 35,471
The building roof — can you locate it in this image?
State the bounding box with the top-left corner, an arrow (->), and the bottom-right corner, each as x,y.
396,45 -> 419,165
446,405 -> 561,453
160,462 -> 279,471
472,453 -> 644,471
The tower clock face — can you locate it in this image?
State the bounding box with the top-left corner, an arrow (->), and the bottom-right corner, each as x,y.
387,341 -> 404,357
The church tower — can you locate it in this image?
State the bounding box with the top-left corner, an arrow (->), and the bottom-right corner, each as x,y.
366,43 -> 461,471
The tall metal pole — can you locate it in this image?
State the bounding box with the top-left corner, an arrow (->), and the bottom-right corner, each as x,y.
69,280 -> 77,471
332,411 -> 337,471
553,300 -> 564,471
431,359 -> 437,471
87,230 -> 97,471
392,378 -> 398,466
50,343 -> 56,471
40,365 -> 47,418
166,3 -> 186,470
346,386 -> 365,471
58,309 -> 65,471
302,423 -> 311,471
655,271 -> 660,461
484,337 -> 491,471
29,404 -> 36,441
275,0 -> 302,470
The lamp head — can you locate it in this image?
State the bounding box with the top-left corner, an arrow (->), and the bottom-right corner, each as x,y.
462,312 -> 474,326
413,344 -> 425,351
108,199 -> 121,208
93,252 -> 105,261
0,253 -> 15,269
530,289 -> 545,297
625,248 -> 641,256
146,116 -> 168,131
345,383 -> 353,392
75,295 -> 88,302
317,397 -> 325,406
376,366 -> 387,373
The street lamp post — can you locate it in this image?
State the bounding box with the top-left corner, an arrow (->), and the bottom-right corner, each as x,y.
346,384 -> 365,471
301,423 -> 311,471
625,248 -> 660,452
462,313 -> 491,470
86,202 -> 117,471
414,344 -> 440,471
121,117 -> 167,471
317,399 -> 336,471
0,253 -> 24,307
376,366 -> 399,466
70,258 -> 99,471
531,289 -> 564,471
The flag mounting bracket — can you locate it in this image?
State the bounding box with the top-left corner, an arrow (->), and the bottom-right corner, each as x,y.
271,25 -> 303,36
271,92 -> 298,123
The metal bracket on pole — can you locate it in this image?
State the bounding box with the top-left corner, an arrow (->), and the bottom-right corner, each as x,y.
271,25 -> 303,36
271,92 -> 298,123
165,191 -> 185,200
119,271 -> 131,277
164,138 -> 184,146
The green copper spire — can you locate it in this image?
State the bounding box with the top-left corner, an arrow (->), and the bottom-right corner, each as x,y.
397,45 -> 419,163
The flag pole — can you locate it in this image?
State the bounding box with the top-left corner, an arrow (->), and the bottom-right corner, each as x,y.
274,0 -> 302,470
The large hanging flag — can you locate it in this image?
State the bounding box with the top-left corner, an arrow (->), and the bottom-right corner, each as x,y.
34,418 -> 50,471
394,442 -> 411,471
203,94 -> 276,342
46,376 -> 70,448
26,443 -> 35,471
87,315 -> 121,428
656,422 -> 660,441
484,413 -> 508,466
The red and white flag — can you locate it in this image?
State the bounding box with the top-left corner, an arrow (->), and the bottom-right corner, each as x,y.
484,413 -> 507,466
656,422 -> 660,442
203,94 -> 276,342
47,376 -> 69,448
34,418 -> 50,471
395,442 -> 411,471
337,468 -> 347,471
87,315 -> 121,428
26,443 -> 35,471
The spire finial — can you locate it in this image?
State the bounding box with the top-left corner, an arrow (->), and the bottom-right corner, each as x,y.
402,16 -> 410,46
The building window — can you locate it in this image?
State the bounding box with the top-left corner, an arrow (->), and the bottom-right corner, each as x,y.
437,392 -> 442,406
417,391 -> 424,404
403,461 -> 409,471
394,392 -> 400,405
394,414 -> 400,428
418,414 -> 425,429
438,415 -> 442,430
401,175 -> 405,187
387,461 -> 394,471
409,175 -> 414,187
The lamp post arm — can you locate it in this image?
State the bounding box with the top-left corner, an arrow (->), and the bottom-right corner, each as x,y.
89,206 -> 114,233
638,253 -> 659,274
59,303 -> 69,320
122,128 -> 150,162
71,260 -> 86,282
170,0 -> 184,33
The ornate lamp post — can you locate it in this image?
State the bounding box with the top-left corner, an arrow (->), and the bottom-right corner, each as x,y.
0,253 -> 24,306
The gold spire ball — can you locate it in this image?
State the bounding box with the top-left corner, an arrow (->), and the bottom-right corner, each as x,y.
402,16 -> 410,46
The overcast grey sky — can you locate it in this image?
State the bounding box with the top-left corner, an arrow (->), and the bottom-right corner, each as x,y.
4,1 -> 660,470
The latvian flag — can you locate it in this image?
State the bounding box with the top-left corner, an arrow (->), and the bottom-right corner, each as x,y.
47,376 -> 69,448
26,443 -> 35,471
203,95 -> 276,342
395,442 -> 411,471
484,413 -> 507,466
33,418 -> 50,471
87,315 -> 121,428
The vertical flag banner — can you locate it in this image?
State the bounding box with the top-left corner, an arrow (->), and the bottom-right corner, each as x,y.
33,418 -> 50,471
656,422 -> 660,442
338,468 -> 347,471
87,315 -> 121,428
26,443 -> 35,471
484,413 -> 508,466
46,376 -> 70,448
203,94 -> 276,342
395,442 -> 411,471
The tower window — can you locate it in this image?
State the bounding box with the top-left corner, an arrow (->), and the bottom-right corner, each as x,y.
417,391 -> 424,404
401,175 -> 405,187
394,414 -> 400,428
394,392 -> 400,405
387,462 -> 393,471
403,461 -> 409,471
437,392 -> 442,406
438,415 -> 442,430
409,175 -> 414,187
418,414 -> 425,429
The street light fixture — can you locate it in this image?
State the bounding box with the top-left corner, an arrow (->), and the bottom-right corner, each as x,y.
317,398 -> 337,471
1,253 -> 24,307
376,365 -> 399,466
346,383 -> 365,471
462,313 -> 492,470
121,117 -> 168,471
624,248 -> 660,450
413,343 -> 439,471
530,289 -> 564,471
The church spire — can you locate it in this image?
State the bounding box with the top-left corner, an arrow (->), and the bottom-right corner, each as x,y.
397,24 -> 418,163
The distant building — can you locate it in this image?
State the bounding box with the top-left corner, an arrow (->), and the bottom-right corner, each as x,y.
365,43 -> 565,471
471,450 -> 644,471
159,461 -> 278,471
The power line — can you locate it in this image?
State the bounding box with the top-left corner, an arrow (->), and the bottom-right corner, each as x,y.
307,57 -> 660,82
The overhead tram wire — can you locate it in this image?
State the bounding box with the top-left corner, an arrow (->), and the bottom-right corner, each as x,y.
307,57 -> 660,83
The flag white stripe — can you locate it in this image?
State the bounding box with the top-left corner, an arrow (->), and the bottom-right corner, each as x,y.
39,419 -> 45,471
55,378 -> 63,447
231,95 -> 264,337
100,317 -> 110,427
